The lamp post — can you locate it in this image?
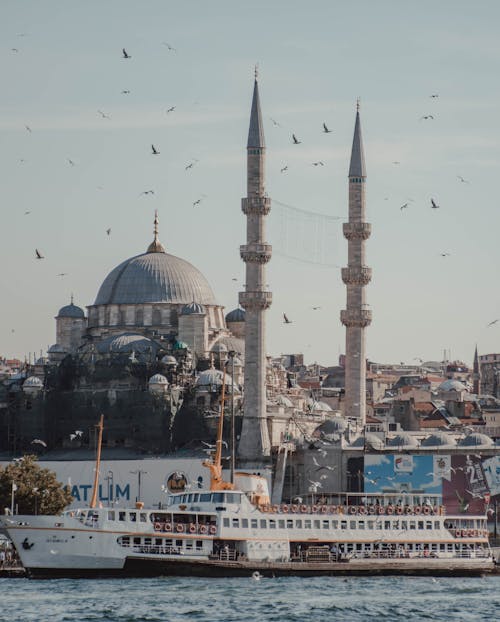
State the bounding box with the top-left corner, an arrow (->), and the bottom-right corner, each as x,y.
226,351 -> 237,484
10,482 -> 17,515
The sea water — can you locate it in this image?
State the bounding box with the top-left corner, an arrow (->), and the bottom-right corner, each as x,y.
1,575 -> 499,621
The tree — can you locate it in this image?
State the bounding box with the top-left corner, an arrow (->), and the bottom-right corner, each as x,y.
0,455 -> 73,515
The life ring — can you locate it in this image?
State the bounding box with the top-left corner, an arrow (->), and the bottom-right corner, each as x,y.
300,505 -> 308,513
413,506 -> 422,515
423,506 -> 430,515
189,523 -> 196,534
312,505 -> 319,514
396,507 -> 403,515
154,522 -> 162,531
176,524 -> 185,533
199,525 -> 208,534
386,506 -> 394,515
272,505 -> 279,513
209,525 -> 217,535
359,506 -> 366,515
320,505 -> 328,514
281,505 -> 289,513
405,506 -> 413,515
261,505 -> 269,513
377,506 -> 385,515
368,506 -> 376,515
462,530 -> 468,538
164,522 -> 172,532
329,505 -> 337,514
349,506 -> 357,515
291,505 -> 299,513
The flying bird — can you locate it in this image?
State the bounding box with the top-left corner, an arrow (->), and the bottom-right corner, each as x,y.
139,190 -> 155,196
457,175 -> 470,184
392,161 -> 400,165
283,313 -> 292,324
11,48 -> 19,53
429,94 -> 439,98
97,110 -> 111,119
67,159 -> 75,166
292,134 -> 301,145
440,252 -> 450,257
166,106 -> 176,113
270,118 -> 281,127
31,439 -> 47,448
280,165 -> 288,173
487,319 -> 499,327
400,203 -> 409,210
420,115 -> 435,120
35,249 -> 44,259
106,228 -> 111,236
162,42 -> 176,51
122,48 -> 131,59
312,306 -> 321,310
24,211 -> 31,215
121,90 -> 130,94
431,198 -> 439,209
193,198 -> 202,207
151,144 -> 160,155
57,273 -> 68,277
323,122 -> 332,133
25,125 -> 32,133
312,161 -> 324,166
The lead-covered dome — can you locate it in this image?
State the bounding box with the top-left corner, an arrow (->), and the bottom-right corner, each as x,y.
57,302 -> 85,318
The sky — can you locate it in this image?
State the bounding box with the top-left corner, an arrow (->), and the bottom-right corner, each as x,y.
1,0 -> 500,367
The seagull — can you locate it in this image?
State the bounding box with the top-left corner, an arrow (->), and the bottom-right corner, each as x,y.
280,165 -> 288,173
292,134 -> 301,145
400,203 -> 409,210
121,90 -> 131,94
162,42 -> 176,51
57,273 -> 68,277
392,161 -> 400,165
429,94 -> 439,98
106,228 -> 111,236
420,115 -> 435,120
25,125 -> 32,133
97,110 -> 111,119
312,161 -> 324,166
283,313 -> 292,324
292,496 -> 303,504
323,123 -> 332,133
440,252 -> 450,257
308,480 -> 323,489
430,198 -> 439,209
67,159 -> 75,166
151,144 -> 160,155
192,198 -> 203,207
122,48 -> 131,59
11,48 -> 19,53
24,211 -> 31,215
312,306 -> 321,310
487,319 -> 499,327
35,249 -> 44,259
202,440 -> 228,449
166,106 -> 176,113
31,439 -> 47,448
139,190 -> 155,196
270,118 -> 281,127
457,175 -> 470,184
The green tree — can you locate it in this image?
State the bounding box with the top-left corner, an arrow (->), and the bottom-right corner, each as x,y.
0,455 -> 72,515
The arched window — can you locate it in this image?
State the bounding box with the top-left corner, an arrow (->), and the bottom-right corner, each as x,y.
135,308 -> 144,326
152,308 -> 161,325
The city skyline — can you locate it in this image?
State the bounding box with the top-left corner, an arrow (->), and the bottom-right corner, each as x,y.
1,1 -> 500,366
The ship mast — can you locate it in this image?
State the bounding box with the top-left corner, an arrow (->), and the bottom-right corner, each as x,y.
203,367 -> 235,491
89,414 -> 104,508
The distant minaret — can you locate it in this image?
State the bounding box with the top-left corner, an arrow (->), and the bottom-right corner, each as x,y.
473,345 -> 481,395
237,69 -> 272,463
340,101 -> 371,426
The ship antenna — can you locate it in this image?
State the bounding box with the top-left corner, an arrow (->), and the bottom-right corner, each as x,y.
89,414 -> 104,508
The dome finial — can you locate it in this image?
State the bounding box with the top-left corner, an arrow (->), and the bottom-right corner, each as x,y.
147,209 -> 166,253
71,292 -> 74,305
356,97 -> 360,112
254,63 -> 259,81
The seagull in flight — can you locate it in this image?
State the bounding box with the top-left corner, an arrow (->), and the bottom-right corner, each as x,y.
283,313 -> 292,324
97,110 -> 111,119
25,125 -> 32,133
24,211 -> 31,215
35,249 -> 44,259
429,94 -> 439,98
106,228 -> 111,236
292,134 -> 301,145
151,144 -> 160,155
270,117 -> 281,127
431,198 -> 439,209
312,161 -> 324,166
162,42 -> 176,51
121,90 -> 131,94
193,198 -> 202,207
122,48 -> 131,59
312,306 -> 321,310
457,175 -> 470,184
420,115 -> 435,120
67,159 -> 76,166
487,319 -> 499,327
166,106 -> 176,113
322,122 -> 332,133
400,203 -> 409,210
440,252 -> 450,257
31,439 -> 47,448
280,165 -> 288,173
57,273 -> 68,277
139,190 -> 155,196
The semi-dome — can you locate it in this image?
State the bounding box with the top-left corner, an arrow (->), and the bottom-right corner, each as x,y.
364,433 -> 385,450
195,368 -> 238,392
95,333 -> 158,355
149,374 -> 168,385
161,355 -> 177,366
211,336 -> 244,357
48,343 -> 67,353
458,433 -> 494,447
57,301 -> 85,319
276,395 -> 293,408
438,379 -> 467,392
225,308 -> 246,322
386,433 -> 420,448
180,302 -> 205,315
315,417 -> 348,436
308,399 -> 333,412
421,432 -> 457,447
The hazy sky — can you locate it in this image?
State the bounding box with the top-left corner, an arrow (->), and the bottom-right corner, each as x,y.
1,0 -> 500,367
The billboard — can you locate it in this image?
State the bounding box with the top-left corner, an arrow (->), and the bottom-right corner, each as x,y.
364,454 -> 441,495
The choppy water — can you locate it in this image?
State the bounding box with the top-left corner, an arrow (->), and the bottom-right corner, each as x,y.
1,575 -> 499,621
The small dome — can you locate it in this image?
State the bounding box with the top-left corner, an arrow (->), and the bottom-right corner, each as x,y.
308,399 -> 332,412
386,433 -> 420,448
458,433 -> 494,447
23,376 -> 43,387
211,342 -> 228,353
225,308 -> 246,323
149,374 -> 168,385
364,433 -> 385,450
57,302 -> 85,319
195,369 -> 238,392
438,379 -> 467,392
180,302 -> 205,315
173,340 -> 188,351
35,357 -> 48,365
161,355 -> 177,366
48,343 -> 67,353
277,395 -> 293,408
211,336 -> 245,358
315,417 -> 348,436
96,333 -> 157,355
421,433 -> 457,447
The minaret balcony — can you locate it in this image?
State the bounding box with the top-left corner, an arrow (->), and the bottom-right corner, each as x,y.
343,222 -> 371,240
340,309 -> 372,328
240,243 -> 272,264
239,291 -> 272,310
341,266 -> 372,285
241,196 -> 271,215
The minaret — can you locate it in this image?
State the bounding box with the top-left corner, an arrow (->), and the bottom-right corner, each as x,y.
473,345 -> 481,395
237,69 -> 272,463
340,101 -> 372,426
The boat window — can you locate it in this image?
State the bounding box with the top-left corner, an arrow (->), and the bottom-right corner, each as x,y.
358,520 -> 364,530
200,493 -> 211,502
269,520 -> 276,529
232,518 -> 240,528
119,511 -> 126,521
242,519 -> 249,528
401,520 -> 407,530
332,520 -> 338,529
192,494 -> 199,502
286,520 -> 293,529
223,518 -> 230,527
187,494 -> 193,502
350,521 -> 356,530
251,519 -> 258,529
181,495 -> 188,504
186,540 -> 193,549
426,521 -> 432,530
176,540 -> 182,547
213,493 -> 224,504
133,537 -> 141,545
107,511 -> 115,521
340,520 -> 347,530
196,540 -> 203,549
120,536 -> 130,547
384,521 -> 390,530
367,520 -> 373,530
305,520 -> 312,529
155,538 -> 162,546
418,521 -> 424,530
409,521 -> 416,530
140,513 -> 147,523
225,493 -> 239,503
144,538 -> 151,546
129,512 -> 137,522
260,519 -> 267,529
434,521 -> 440,529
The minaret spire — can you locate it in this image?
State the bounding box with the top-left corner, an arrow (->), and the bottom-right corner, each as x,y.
238,72 -> 272,464
473,345 -> 481,395
147,209 -> 166,253
341,103 -> 372,426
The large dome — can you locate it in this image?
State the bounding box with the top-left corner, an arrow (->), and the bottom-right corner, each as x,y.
94,251 -> 217,306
